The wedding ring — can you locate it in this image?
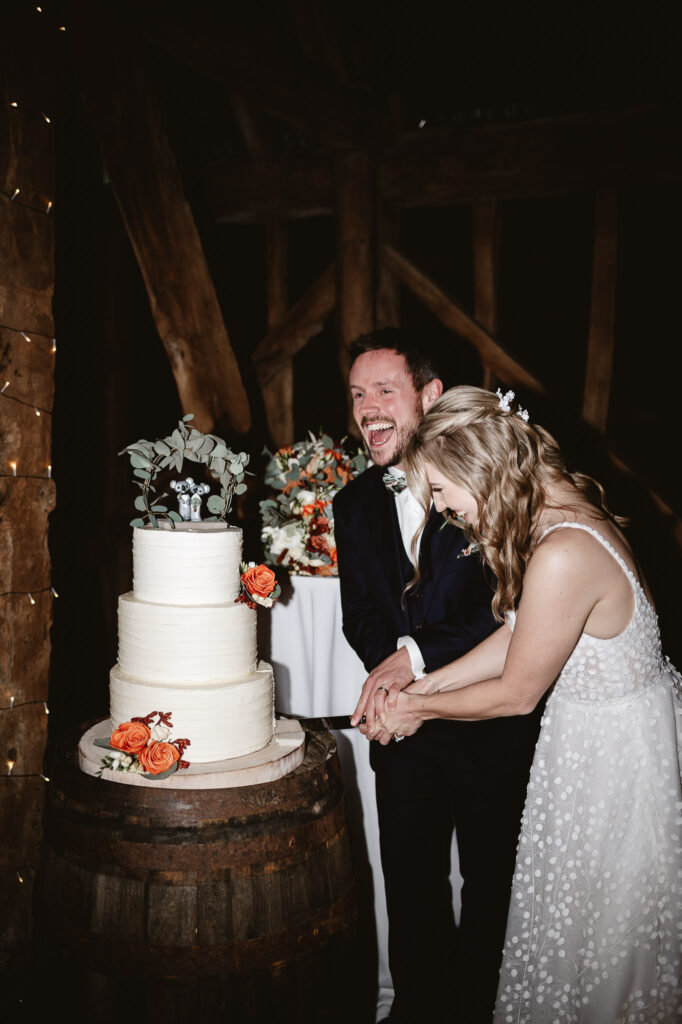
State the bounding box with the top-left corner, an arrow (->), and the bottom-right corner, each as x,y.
377,686 -> 388,693
395,735 -> 405,743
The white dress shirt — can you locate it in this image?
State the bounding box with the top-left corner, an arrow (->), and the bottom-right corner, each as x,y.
385,466 -> 427,677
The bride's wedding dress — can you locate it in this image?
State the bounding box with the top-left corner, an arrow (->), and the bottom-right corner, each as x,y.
494,523 -> 682,1024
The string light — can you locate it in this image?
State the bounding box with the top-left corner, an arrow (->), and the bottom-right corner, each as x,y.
1,188 -> 54,214
10,101 -> 18,108
46,200 -> 52,214
51,337 -> 56,351
47,465 -> 52,478
16,872 -> 24,884
0,698 -> 52,712
50,586 -> 57,597
27,593 -> 35,605
41,112 -> 51,124
40,774 -> 49,782
7,760 -> 15,776
11,188 -> 20,200
21,331 -> 31,342
1,382 -> 8,393
10,461 -> 17,476
34,407 -> 41,416
0,322 -> 55,342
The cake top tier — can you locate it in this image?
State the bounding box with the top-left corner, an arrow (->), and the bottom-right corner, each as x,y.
133,522 -> 243,606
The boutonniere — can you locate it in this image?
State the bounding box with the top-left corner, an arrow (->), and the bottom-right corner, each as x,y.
439,510 -> 480,558
382,471 -> 407,496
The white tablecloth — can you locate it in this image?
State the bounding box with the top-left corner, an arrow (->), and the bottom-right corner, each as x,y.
262,575 -> 462,1022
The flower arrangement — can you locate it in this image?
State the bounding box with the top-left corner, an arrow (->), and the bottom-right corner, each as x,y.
119,414 -> 250,528
94,711 -> 190,779
260,432 -> 370,576
237,562 -> 281,609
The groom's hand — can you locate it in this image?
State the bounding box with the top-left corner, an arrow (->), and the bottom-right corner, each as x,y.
351,646 -> 414,727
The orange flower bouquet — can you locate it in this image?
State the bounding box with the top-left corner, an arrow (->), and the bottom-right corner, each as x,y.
94,711 -> 190,779
260,432 -> 370,576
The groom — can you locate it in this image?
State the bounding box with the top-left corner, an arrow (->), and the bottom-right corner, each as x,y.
333,329 -> 542,1023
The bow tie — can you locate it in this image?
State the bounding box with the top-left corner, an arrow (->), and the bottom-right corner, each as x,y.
383,471 -> 407,496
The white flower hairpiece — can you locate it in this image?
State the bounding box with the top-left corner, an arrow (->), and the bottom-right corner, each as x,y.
496,388 -> 530,422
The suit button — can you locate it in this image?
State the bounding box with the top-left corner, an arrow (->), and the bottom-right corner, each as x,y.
414,623 -> 423,631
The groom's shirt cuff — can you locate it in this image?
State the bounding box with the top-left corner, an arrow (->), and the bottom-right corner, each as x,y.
397,635 -> 426,677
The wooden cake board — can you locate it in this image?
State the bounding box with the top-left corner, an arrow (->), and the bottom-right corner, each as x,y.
78,717 -> 306,789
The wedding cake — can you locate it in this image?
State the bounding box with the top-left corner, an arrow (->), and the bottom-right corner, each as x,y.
109,521 -> 275,763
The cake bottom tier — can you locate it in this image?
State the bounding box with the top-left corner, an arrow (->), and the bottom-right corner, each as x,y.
110,661 -> 275,763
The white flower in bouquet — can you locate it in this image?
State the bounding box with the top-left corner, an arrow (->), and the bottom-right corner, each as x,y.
262,520 -> 307,562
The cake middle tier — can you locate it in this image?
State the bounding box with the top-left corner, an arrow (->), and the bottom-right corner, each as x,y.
117,592 -> 257,683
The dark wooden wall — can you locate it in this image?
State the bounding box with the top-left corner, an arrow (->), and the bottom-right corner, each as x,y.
0,5 -> 56,966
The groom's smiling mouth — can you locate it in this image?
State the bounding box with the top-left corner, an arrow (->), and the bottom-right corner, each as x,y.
364,420 -> 396,448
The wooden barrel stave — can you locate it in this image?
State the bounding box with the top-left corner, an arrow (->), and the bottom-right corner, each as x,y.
34,729 -> 366,1022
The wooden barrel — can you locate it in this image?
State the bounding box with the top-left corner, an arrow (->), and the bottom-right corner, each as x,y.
35,727 -> 365,1023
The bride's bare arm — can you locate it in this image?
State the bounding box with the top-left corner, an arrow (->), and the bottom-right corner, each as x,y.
403,623 -> 512,697
371,534 -> 606,741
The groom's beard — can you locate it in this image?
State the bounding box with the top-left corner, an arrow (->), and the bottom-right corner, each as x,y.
362,399 -> 422,467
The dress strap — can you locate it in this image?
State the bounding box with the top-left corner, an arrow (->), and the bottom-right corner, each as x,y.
537,522 -> 639,597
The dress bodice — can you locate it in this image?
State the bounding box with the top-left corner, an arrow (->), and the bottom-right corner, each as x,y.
507,522 -> 665,704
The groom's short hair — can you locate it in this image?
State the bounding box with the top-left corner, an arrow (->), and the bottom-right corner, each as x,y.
349,328 -> 442,393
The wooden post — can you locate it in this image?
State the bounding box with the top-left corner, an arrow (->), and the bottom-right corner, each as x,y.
0,14 -> 55,957
473,199 -> 500,390
262,219 -> 294,447
377,201 -> 400,328
582,192 -> 618,434
335,151 -> 375,402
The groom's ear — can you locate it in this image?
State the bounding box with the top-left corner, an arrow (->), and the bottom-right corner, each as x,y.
420,378 -> 443,413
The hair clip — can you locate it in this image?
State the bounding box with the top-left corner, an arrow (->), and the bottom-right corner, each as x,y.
496,388 -> 529,422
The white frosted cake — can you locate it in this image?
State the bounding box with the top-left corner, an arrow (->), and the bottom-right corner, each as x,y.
109,522 -> 275,762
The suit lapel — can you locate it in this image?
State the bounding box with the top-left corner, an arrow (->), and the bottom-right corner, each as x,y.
419,507 -> 467,620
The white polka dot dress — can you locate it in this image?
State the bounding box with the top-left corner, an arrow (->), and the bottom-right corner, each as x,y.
494,524 -> 682,1024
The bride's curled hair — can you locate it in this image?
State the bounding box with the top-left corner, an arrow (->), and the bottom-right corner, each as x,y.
404,386 -> 623,620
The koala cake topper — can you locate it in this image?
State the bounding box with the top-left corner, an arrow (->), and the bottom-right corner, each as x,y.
170,477 -> 211,522
119,414 -> 250,529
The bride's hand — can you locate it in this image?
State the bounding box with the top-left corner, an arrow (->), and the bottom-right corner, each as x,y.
363,690 -> 424,744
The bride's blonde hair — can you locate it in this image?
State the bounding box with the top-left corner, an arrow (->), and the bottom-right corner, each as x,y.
404,386 -> 624,620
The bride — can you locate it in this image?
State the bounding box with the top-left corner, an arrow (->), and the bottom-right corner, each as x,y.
364,386 -> 682,1023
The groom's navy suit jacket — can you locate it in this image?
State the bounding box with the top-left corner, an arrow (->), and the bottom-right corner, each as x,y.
333,464 -> 542,772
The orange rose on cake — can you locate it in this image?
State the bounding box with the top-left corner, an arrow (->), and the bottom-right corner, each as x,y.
110,720 -> 151,754
238,561 -> 281,609
138,741 -> 181,775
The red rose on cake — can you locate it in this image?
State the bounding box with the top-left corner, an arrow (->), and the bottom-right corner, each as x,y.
110,720 -> 151,754
138,740 -> 181,775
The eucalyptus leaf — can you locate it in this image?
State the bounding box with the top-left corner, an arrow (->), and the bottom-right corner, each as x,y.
134,496 -> 147,512
130,452 -> 151,470
130,518 -> 146,528
93,737 -> 115,749
212,444 -> 229,459
207,494 -> 227,514
133,468 -> 150,480
168,511 -> 182,522
182,413 -> 194,422
151,505 -> 167,513
171,429 -> 183,450
235,482 -> 247,495
141,762 -> 179,781
149,513 -> 158,528
153,440 -> 171,456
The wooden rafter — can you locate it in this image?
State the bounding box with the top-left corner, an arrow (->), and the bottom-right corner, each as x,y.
79,39 -> 251,434
383,243 -> 544,394
336,151 -> 375,383
253,263 -> 337,388
473,198 -> 501,390
261,219 -> 294,446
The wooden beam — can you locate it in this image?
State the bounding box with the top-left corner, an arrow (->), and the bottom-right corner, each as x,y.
262,220 -> 294,447
231,95 -> 266,160
383,243 -> 544,395
582,192 -> 618,434
203,108 -> 679,224
336,151 -> 375,384
253,263 -> 336,388
79,37 -> 251,434
473,198 -> 500,390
